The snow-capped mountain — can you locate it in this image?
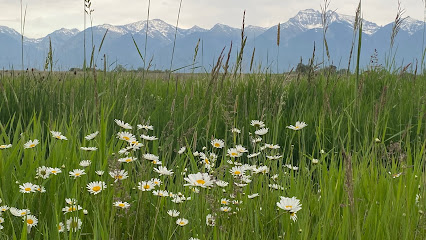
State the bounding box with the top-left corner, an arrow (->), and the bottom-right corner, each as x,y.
283,9 -> 379,35
0,9 -> 425,71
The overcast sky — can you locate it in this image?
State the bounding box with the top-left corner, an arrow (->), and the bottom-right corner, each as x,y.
0,0 -> 425,38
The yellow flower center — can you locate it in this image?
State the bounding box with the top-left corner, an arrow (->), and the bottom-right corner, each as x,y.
125,159 -> 131,162
295,126 -> 299,129
123,136 -> 130,140
25,187 -> 31,191
290,212 -> 295,216
29,144 -> 35,148
221,201 -> 227,204
234,171 -> 241,175
223,208 -> 229,212
196,179 -> 206,185
92,186 -> 101,192
117,175 -> 123,179
143,185 -> 150,189
0,145 -> 5,148
75,173 -> 80,176
51,170 -> 57,173
285,205 -> 293,209
118,203 -> 125,207
231,152 -> 237,156
58,225 -> 62,230
205,159 -> 210,164
27,219 -> 34,224
214,143 -> 220,147
179,221 -> 185,225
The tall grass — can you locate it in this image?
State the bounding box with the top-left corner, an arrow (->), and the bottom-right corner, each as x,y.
0,68 -> 424,239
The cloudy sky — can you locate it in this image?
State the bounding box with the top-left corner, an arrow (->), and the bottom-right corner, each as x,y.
0,0 -> 425,38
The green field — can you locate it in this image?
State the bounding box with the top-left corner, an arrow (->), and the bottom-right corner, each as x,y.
0,70 -> 424,239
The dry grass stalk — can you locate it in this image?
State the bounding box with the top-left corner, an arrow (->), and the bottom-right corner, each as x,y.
277,23 -> 281,47
390,1 -> 407,49
320,0 -> 332,63
348,1 -> 362,72
342,147 -> 355,214
221,42 -> 233,87
250,47 -> 256,72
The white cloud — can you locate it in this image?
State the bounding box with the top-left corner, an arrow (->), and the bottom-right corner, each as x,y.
0,0 -> 424,38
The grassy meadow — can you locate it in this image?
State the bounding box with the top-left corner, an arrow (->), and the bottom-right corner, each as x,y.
0,69 -> 424,239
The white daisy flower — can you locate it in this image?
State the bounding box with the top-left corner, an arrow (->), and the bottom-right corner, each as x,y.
254,128 -> 269,136
57,222 -> 65,232
231,128 -> 241,133
167,209 -> 180,217
118,157 -> 137,163
230,166 -> 245,177
24,139 -> 39,149
36,166 -> 51,179
0,205 -> 10,212
184,172 -> 215,188
277,196 -> 302,222
235,145 -> 248,153
253,166 -> 269,174
286,121 -> 307,131
86,181 -> 106,195
211,139 -> 225,148
66,217 -> 82,232
266,155 -> 282,160
153,166 -> 173,176
84,131 -> 99,140
150,178 -> 161,186
140,134 -> 158,141
137,124 -> 154,131
143,153 -> 159,161
62,205 -> 82,214
65,198 -> 78,205
265,143 -> 280,149
176,218 -> 188,226
312,158 -> 319,164
113,201 -> 130,209
109,169 -> 128,182
114,119 -> 132,129
79,160 -> 91,167
117,131 -> 136,142
215,180 -> 229,187
206,214 -> 216,226
0,144 -> 12,149
95,170 -> 104,176
220,206 -> 232,212
220,198 -> 230,205
69,169 -> 86,178
178,146 -> 186,154
250,120 -> 265,128
80,147 -> 98,151
10,207 -> 30,217
138,181 -> 155,191
269,184 -> 284,190
48,167 -> 62,175
152,190 -> 168,197
24,214 -> 38,228
248,193 -> 259,199
51,131 -> 68,140
19,182 -> 37,193
247,152 -> 261,158
227,148 -> 242,158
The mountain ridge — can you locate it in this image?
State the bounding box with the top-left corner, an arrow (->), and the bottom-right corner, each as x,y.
0,9 -> 425,71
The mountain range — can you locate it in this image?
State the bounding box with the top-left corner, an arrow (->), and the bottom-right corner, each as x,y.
0,9 -> 425,72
